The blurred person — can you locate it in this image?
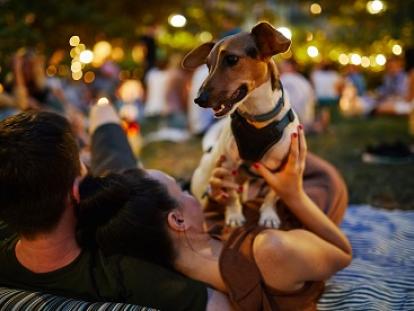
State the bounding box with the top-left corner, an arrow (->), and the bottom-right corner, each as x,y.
91,60 -> 120,103
280,59 -> 315,128
343,65 -> 366,96
143,56 -> 169,119
404,48 -> 414,103
187,65 -> 215,136
12,50 -> 66,113
139,24 -> 158,79
375,57 -> 411,115
280,59 -> 329,133
311,62 -> 342,105
164,53 -> 191,129
377,57 -> 408,100
0,107 -> 229,310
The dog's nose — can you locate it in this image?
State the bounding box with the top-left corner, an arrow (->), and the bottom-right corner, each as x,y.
194,90 -> 210,107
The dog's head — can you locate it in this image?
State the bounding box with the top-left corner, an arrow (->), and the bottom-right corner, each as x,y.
182,22 -> 291,117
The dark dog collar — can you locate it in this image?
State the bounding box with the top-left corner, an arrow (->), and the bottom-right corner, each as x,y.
236,84 -> 285,123
231,106 -> 295,163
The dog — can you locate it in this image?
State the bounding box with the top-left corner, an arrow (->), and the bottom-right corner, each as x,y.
183,22 -> 300,228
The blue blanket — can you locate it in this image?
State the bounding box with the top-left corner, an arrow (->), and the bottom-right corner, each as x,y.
318,205 -> 414,311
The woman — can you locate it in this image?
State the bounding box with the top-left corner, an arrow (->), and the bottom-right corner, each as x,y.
77,126 -> 352,311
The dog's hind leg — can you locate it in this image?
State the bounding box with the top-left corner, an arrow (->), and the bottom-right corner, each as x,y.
259,190 -> 281,228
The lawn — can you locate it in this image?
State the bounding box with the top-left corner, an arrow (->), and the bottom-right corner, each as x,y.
141,112 -> 414,210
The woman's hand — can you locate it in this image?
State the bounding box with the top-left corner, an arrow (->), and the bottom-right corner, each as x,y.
254,125 -> 306,203
208,155 -> 239,205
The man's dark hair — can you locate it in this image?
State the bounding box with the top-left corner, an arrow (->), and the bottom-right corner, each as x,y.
0,111 -> 80,237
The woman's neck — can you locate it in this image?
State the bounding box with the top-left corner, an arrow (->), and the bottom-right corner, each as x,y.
173,231 -> 227,292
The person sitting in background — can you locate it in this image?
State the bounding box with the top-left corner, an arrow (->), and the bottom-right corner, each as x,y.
11,50 -> 66,113
76,126 -> 352,311
310,62 -> 342,105
280,59 -> 329,133
375,57 -> 411,115
0,107 -> 230,310
377,57 -> 408,100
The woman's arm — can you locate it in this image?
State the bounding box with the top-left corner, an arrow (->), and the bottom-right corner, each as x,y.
253,126 -> 351,290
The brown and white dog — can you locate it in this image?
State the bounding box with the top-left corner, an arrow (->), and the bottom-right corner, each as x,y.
183,22 -> 300,228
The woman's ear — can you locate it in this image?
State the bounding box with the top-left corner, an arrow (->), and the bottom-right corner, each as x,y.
167,211 -> 187,232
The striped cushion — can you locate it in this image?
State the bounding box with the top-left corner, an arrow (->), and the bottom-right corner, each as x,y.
0,287 -> 158,311
318,205 -> 414,311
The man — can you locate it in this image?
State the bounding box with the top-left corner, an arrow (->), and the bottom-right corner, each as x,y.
0,104 -> 231,310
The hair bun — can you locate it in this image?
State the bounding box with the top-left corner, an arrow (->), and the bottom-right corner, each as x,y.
76,174 -> 129,247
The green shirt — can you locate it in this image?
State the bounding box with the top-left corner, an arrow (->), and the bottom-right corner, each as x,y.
0,234 -> 207,311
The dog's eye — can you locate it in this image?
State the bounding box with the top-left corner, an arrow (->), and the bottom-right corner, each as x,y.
224,55 -> 239,66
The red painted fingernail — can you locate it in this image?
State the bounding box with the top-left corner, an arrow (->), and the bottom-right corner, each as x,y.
253,163 -> 260,169
232,170 -> 238,176
298,124 -> 303,130
237,186 -> 243,193
293,133 -> 298,138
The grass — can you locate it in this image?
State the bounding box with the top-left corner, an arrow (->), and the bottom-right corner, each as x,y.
140,110 -> 414,210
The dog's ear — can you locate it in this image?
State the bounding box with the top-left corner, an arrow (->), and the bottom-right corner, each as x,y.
251,22 -> 291,58
182,42 -> 215,70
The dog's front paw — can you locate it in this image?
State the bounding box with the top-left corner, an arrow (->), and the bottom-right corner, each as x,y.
258,209 -> 281,228
225,212 -> 246,227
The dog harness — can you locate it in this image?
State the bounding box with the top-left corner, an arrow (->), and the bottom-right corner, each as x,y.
230,84 -> 295,163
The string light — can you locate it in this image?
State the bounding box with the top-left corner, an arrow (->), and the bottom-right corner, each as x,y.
338,54 -> 349,65
375,54 -> 386,66
277,27 -> 292,40
168,14 -> 187,28
69,36 -> 80,46
310,3 -> 322,15
307,46 -> 319,58
392,44 -> 402,55
79,50 -> 94,64
367,0 -> 384,14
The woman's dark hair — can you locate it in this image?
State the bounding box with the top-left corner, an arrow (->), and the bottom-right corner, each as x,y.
76,170 -> 178,269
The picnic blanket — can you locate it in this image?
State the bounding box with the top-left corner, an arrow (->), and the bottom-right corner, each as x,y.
318,205 -> 414,310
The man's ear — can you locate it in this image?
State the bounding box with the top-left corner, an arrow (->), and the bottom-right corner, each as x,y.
167,211 -> 187,232
182,42 -> 215,70
251,22 -> 291,58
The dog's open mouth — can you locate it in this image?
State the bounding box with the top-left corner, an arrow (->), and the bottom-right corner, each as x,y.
213,84 -> 248,117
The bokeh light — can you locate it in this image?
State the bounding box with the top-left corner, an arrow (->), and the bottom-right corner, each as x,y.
71,61 -> 82,73
97,97 -> 109,106
392,44 -> 402,55
79,50 -> 94,64
350,53 -> 362,65
276,27 -> 292,40
69,35 -> 80,46
307,45 -> 319,58
375,54 -> 386,66
310,3 -> 322,15
361,56 -> 370,68
367,0 -> 384,14
168,14 -> 187,28
338,53 -> 350,65
83,71 -> 95,83
72,71 -> 83,80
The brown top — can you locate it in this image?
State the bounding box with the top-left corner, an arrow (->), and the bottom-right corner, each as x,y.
205,153 -> 348,310
219,224 -> 324,311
